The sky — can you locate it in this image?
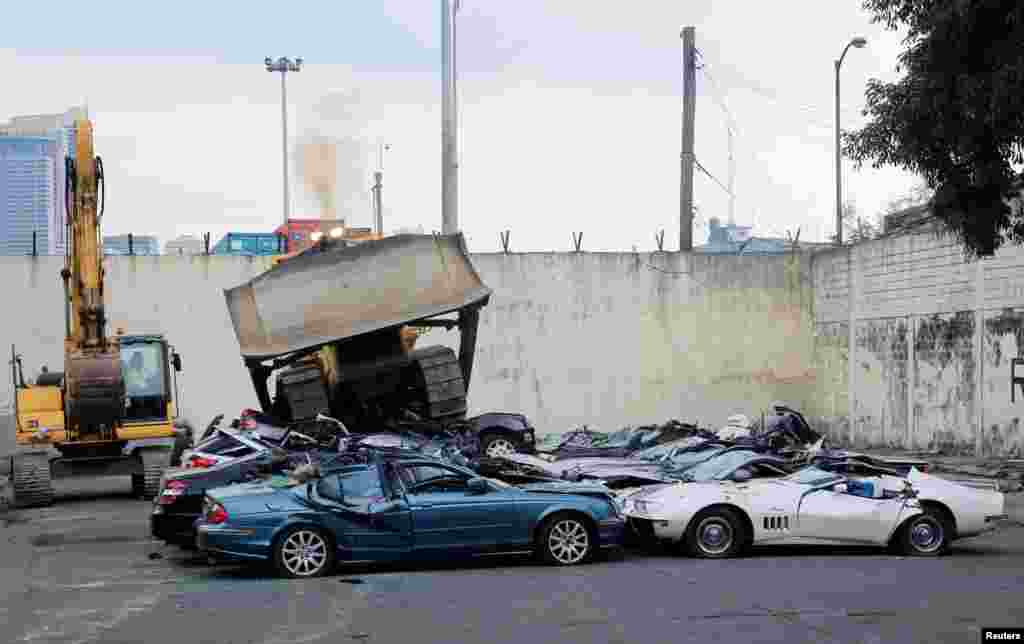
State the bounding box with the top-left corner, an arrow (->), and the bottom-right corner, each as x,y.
0,0 -> 926,252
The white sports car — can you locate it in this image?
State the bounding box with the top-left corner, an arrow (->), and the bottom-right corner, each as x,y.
621,464 -> 1007,558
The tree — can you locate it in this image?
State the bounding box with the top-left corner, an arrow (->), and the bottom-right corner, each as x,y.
842,0 -> 1024,257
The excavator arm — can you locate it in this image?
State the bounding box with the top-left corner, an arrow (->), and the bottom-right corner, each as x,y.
61,119 -> 125,438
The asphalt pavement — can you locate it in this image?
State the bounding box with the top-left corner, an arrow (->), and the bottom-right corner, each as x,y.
0,477 -> 1022,644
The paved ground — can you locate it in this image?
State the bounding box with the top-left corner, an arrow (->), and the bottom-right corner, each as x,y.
0,477 -> 1022,644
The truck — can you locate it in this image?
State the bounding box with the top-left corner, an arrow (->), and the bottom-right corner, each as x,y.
224,232 -> 535,458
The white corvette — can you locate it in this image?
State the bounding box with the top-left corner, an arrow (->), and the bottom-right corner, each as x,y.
621,465 -> 1007,558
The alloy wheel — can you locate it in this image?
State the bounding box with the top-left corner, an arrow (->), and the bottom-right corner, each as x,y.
547,519 -> 590,565
281,530 -> 329,577
485,438 -> 517,458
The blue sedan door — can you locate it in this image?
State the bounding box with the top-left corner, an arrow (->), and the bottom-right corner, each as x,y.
400,463 -> 526,552
316,466 -> 413,560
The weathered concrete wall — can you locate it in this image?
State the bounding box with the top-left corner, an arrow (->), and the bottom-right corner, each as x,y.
0,251 -> 823,456
453,252 -> 825,434
813,226 -> 1024,456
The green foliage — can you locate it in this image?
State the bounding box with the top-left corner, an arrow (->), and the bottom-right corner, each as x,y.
843,0 -> 1024,257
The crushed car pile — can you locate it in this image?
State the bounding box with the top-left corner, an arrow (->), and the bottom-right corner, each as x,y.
144,235 -> 1007,578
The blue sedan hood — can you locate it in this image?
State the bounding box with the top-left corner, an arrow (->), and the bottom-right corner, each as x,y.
518,481 -> 614,499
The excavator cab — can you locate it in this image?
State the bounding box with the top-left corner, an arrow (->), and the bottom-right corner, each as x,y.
120,335 -> 179,423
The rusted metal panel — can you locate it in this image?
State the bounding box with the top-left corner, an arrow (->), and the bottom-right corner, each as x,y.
224,234 -> 492,361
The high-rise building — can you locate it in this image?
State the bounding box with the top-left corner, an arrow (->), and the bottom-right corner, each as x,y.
164,234 -> 205,256
0,106 -> 87,255
103,234 -> 160,256
0,136 -> 62,255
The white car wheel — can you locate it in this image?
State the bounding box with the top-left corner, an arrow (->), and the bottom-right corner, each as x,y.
899,511 -> 949,557
686,508 -> 745,558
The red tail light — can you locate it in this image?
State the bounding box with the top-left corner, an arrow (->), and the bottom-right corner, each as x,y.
157,479 -> 189,505
188,456 -> 218,469
207,503 -> 228,524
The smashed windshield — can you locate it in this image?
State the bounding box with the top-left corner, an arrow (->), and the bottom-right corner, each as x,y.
785,466 -> 843,486
665,446 -> 726,471
678,450 -> 758,481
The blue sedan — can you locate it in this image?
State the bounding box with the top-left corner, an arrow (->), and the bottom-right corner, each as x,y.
196,455 -> 626,577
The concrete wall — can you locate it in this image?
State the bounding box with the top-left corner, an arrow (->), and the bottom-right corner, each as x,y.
0,251 -> 823,457
2,230 -> 1021,458
813,225 -> 1024,456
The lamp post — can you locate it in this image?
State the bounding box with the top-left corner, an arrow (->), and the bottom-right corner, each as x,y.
834,37 -> 866,246
265,56 -> 303,228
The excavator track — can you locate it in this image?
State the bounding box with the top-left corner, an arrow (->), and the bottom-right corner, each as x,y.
138,447 -> 171,499
11,453 -> 55,508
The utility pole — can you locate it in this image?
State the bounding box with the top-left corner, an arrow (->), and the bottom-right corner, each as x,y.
372,171 -> 383,236
374,143 -> 389,236
834,37 -> 867,245
265,56 -> 303,228
441,0 -> 460,235
727,126 -> 735,225
679,26 -> 696,251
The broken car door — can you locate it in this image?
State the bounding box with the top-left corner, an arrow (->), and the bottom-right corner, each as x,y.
796,480 -> 905,545
315,466 -> 413,560
400,463 -> 523,551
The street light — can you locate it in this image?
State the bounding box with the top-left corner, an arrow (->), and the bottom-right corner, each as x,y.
834,37 -> 866,245
265,56 -> 303,228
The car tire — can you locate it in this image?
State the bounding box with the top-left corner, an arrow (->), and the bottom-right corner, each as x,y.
897,508 -> 949,557
481,433 -> 520,458
272,526 -> 336,579
537,513 -> 595,566
685,507 -> 746,559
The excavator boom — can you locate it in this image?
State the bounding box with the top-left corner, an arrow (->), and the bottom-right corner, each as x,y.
62,119 -> 124,437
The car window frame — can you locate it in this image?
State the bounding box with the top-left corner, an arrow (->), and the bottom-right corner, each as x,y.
400,462 -> 472,494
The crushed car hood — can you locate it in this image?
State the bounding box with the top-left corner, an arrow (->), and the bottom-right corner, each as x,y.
518,481 -> 615,498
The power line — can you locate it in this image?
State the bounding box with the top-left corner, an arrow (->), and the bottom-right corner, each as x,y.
696,48 -> 863,130
695,157 -> 733,197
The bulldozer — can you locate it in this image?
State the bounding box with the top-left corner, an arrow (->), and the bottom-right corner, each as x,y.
226,233 -> 490,433
8,119 -> 184,507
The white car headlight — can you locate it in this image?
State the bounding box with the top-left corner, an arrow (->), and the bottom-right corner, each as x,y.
633,499 -> 663,514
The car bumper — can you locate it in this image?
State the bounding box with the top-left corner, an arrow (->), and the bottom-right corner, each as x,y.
625,515 -> 686,544
596,517 -> 627,547
150,507 -> 201,545
196,525 -> 270,562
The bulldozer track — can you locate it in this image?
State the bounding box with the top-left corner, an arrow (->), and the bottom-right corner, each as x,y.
139,448 -> 171,500
11,454 -> 55,508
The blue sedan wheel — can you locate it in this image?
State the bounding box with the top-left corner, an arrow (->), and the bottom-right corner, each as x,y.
538,514 -> 594,566
273,527 -> 335,578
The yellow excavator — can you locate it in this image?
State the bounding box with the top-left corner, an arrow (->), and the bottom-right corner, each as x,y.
8,119 -> 185,507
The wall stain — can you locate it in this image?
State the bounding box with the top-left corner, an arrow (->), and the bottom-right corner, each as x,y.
983,308 -> 1024,367
856,318 -> 909,445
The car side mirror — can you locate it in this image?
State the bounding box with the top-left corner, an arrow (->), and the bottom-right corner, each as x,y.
731,468 -> 753,483
467,477 -> 489,494
172,352 -> 182,372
